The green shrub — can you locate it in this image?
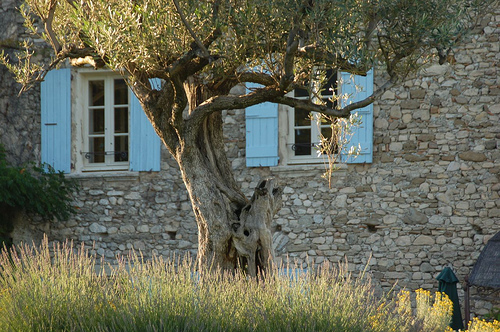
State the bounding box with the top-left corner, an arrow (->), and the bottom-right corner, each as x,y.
0,145 -> 78,222
0,239 -> 456,332
485,308 -> 500,323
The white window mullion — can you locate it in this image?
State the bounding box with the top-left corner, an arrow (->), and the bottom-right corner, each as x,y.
105,77 -> 114,165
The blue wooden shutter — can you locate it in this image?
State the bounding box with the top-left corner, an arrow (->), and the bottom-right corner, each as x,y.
129,79 -> 161,171
245,83 -> 279,167
41,68 -> 72,173
340,70 -> 374,163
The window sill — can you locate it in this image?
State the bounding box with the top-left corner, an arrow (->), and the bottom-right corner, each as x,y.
270,163 -> 347,177
66,171 -> 139,181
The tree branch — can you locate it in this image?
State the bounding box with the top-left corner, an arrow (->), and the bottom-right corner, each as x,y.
280,26 -> 299,89
275,79 -> 395,118
44,0 -> 62,53
237,72 -> 277,86
169,28 -> 221,79
65,0 -> 77,9
170,73 -> 188,130
275,95 -> 350,117
128,74 -> 181,154
364,8 -> 379,50
187,85 -> 283,126
172,0 -> 211,59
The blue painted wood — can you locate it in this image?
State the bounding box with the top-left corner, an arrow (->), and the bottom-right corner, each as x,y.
340,70 -> 374,163
41,69 -> 72,173
245,83 -> 279,167
129,79 -> 161,171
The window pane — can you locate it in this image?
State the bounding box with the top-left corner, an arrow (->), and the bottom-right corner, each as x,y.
114,136 -> 129,162
320,127 -> 332,139
89,109 -> 105,134
114,79 -> 128,105
89,80 -> 104,106
294,128 -> 311,155
321,69 -> 336,96
89,137 -> 105,163
114,107 -> 128,133
294,88 -> 309,98
294,108 -> 311,127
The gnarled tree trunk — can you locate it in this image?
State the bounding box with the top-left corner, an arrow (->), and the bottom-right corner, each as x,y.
177,111 -> 282,276
136,80 -> 282,276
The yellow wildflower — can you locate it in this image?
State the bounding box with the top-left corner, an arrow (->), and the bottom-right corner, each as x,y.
468,318 -> 500,332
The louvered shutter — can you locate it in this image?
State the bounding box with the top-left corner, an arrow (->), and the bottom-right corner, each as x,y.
41,68 -> 72,173
340,70 -> 374,163
245,83 -> 279,167
129,79 -> 161,171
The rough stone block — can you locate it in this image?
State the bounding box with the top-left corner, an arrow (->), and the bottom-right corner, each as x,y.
420,262 -> 434,273
120,225 -> 136,233
383,215 -> 398,224
288,244 -> 310,252
413,235 -> 435,245
400,100 -> 421,109
107,227 -> 118,234
389,142 -> 403,152
404,154 -> 427,162
107,190 -> 124,196
485,140 -> 497,150
417,134 -> 435,142
410,89 -> 426,99
395,236 -> 411,246
125,192 -> 142,200
403,208 -> 428,225
381,90 -> 395,100
422,64 -> 450,76
137,225 -> 149,233
89,223 -> 107,233
489,208 -> 500,217
450,216 -> 467,225
459,151 -> 487,162
446,162 -> 460,172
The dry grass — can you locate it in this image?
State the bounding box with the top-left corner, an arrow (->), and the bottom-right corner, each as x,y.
0,238 -> 459,331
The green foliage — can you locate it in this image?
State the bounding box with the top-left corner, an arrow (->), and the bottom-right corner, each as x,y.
2,0 -> 494,93
485,308 -> 500,322
0,146 -> 78,222
0,239 -> 457,332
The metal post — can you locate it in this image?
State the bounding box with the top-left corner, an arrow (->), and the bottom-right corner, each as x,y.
464,275 -> 470,330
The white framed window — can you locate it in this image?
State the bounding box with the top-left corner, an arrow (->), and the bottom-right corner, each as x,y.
285,70 -> 338,164
84,76 -> 129,170
75,72 -> 130,171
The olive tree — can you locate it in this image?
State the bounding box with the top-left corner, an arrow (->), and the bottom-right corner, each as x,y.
2,0 -> 493,275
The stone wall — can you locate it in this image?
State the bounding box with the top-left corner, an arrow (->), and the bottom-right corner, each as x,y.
1,0 -> 499,320
0,0 -> 42,165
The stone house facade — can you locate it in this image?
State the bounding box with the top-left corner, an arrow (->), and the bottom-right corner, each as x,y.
1,0 -> 499,319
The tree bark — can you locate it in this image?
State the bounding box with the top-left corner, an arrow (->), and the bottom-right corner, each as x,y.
177,111 -> 282,276
137,80 -> 283,276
